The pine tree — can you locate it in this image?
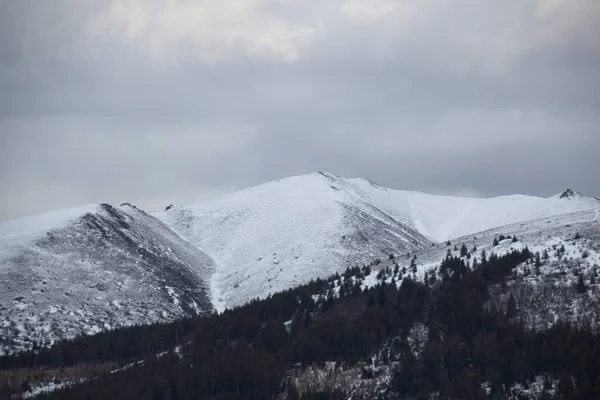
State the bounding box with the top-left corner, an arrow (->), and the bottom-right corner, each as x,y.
460,244 -> 468,258
558,370 -> 576,399
493,237 -> 499,246
576,274 -> 587,293
378,285 -> 387,306
535,252 -> 542,268
506,294 -> 517,318
367,295 -> 375,308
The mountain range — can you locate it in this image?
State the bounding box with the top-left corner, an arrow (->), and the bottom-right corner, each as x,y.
1,172 -> 599,354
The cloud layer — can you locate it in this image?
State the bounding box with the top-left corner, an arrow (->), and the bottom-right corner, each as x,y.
1,0 -> 599,220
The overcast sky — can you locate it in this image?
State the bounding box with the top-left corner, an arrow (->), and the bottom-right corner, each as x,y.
1,0 -> 599,221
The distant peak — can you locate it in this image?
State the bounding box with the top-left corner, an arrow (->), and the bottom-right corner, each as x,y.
559,189 -> 576,199
553,189 -> 599,202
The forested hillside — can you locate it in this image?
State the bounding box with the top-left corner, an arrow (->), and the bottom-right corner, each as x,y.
2,248 -> 600,399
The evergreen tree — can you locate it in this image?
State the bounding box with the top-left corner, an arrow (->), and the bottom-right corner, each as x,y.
535,252 -> 542,268
460,244 -> 468,258
576,274 -> 587,293
506,294 -> 517,318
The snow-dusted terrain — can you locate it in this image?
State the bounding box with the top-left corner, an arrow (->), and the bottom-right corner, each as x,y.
1,172 -> 599,354
0,204 -> 214,355
154,172 -> 432,310
155,172 -> 599,309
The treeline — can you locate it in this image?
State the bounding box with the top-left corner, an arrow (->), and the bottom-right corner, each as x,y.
2,247 -> 600,399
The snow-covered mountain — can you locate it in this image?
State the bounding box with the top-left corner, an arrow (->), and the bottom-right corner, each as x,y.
155,172 -> 599,309
154,172 -> 432,310
0,203 -> 214,354
1,172 -> 599,354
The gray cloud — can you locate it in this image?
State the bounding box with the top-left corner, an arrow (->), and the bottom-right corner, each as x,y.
1,0 -> 599,221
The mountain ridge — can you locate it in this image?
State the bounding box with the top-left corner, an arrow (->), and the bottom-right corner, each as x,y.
1,172 -> 599,354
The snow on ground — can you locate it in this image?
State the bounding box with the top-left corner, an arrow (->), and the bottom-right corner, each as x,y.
349,177 -> 599,242
156,173 -> 598,309
155,172 -> 431,309
0,204 -> 214,355
24,379 -> 85,399
0,204 -> 99,263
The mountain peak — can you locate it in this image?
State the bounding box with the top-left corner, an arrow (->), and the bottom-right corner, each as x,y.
559,189 -> 577,199
553,188 -> 599,202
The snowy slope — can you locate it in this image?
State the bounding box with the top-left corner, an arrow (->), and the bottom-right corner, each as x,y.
0,204 -> 214,355
347,178 -> 600,242
155,173 -> 599,309
155,172 -> 432,310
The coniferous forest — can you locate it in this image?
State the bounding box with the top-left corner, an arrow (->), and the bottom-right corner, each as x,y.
2,248 -> 600,399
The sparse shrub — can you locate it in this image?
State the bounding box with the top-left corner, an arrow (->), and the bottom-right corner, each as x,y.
582,250 -> 589,259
